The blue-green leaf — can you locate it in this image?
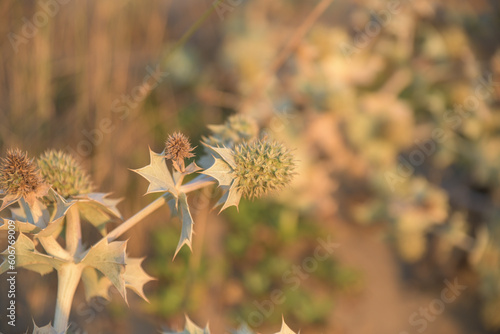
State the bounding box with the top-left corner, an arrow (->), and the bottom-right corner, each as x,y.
132,148 -> 177,196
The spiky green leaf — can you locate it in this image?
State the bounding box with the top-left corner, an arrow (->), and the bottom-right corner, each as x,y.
201,157 -> 234,187
202,143 -> 236,169
184,162 -> 203,175
74,192 -> 123,235
3,189 -> 73,237
0,233 -> 64,275
81,267 -> 112,302
0,217 -> 41,233
173,192 -> 194,259
0,193 -> 20,212
132,148 -> 177,196
74,192 -> 122,218
219,181 -> 242,212
275,319 -> 298,334
37,189 -> 73,237
123,256 -> 154,302
81,239 -> 127,302
32,321 -> 65,334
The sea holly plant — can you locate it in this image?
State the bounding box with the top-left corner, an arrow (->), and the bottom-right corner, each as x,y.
0,117 -> 297,333
0,149 -> 152,333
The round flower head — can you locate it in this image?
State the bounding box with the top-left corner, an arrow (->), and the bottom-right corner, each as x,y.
0,149 -> 49,205
165,132 -> 195,172
233,140 -> 296,199
204,114 -> 259,148
37,150 -> 93,198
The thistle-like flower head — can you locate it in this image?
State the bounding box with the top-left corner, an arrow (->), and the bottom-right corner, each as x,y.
233,140 -> 296,199
37,150 -> 93,198
165,132 -> 195,172
204,114 -> 259,148
0,148 -> 49,205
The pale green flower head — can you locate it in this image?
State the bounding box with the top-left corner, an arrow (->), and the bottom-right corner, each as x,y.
233,140 -> 296,199
37,149 -> 93,198
203,137 -> 296,211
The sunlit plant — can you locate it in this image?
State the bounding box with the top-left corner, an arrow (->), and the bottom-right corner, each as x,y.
0,116 -> 297,333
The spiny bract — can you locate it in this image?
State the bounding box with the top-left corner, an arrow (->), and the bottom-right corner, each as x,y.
0,148 -> 49,204
204,114 -> 259,148
37,150 -> 93,198
233,140 -> 295,199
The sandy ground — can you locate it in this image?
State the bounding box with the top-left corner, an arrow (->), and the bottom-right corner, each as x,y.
330,219 -> 492,334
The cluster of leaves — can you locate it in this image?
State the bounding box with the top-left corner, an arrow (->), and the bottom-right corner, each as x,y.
133,119 -> 295,259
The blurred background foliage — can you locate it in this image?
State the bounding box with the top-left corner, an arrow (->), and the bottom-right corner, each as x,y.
1,0 -> 500,333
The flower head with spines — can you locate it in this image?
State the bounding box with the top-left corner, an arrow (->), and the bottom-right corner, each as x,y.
165,132 -> 195,173
37,149 -> 93,198
0,148 -> 49,207
233,140 -> 296,199
202,139 -> 296,211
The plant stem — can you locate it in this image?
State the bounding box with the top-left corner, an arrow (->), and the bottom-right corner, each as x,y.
38,236 -> 72,261
106,193 -> 169,242
53,262 -> 83,332
106,176 -> 215,243
65,205 -> 81,256
179,175 -> 215,193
